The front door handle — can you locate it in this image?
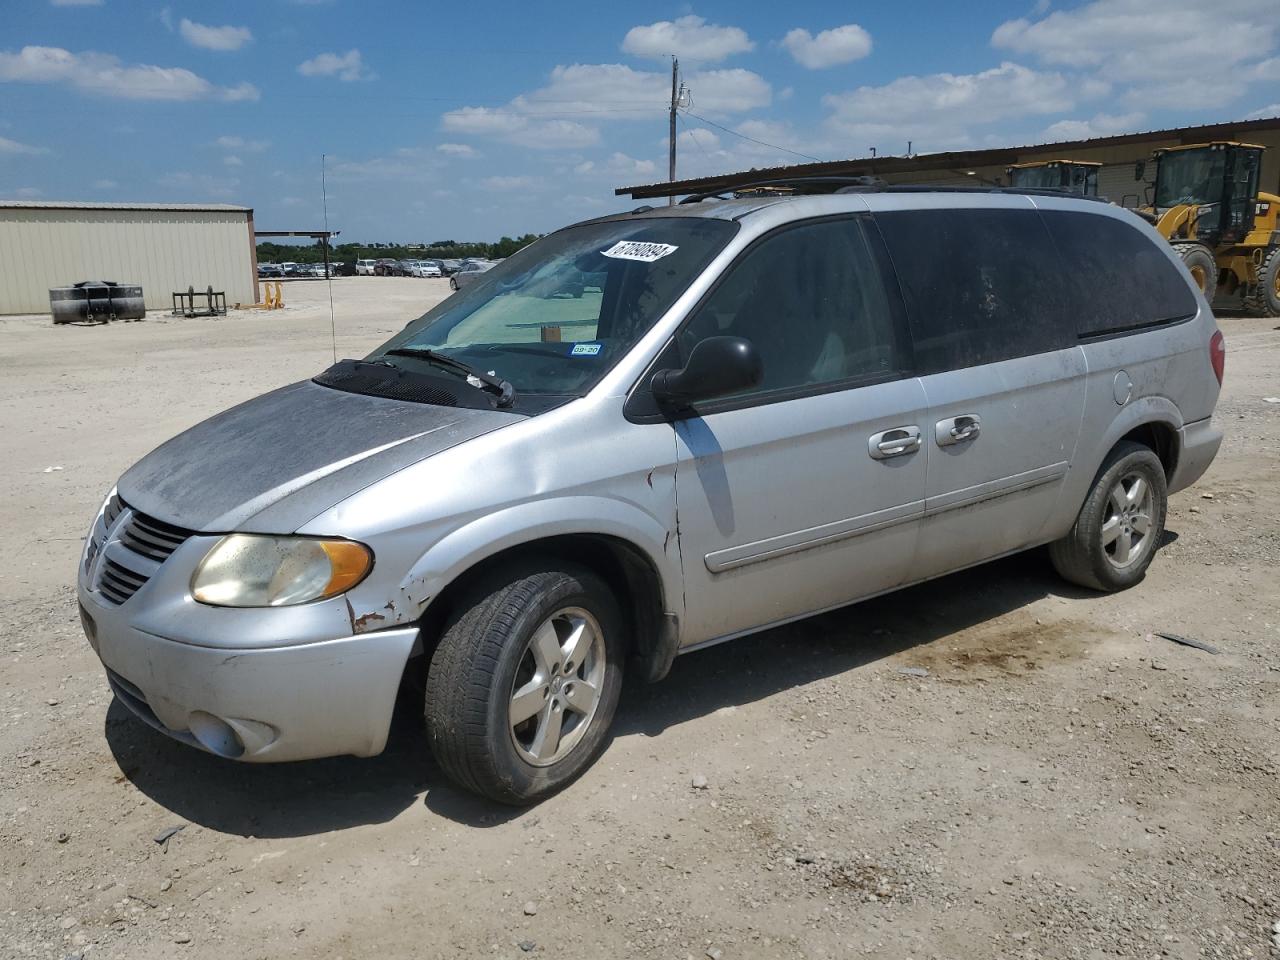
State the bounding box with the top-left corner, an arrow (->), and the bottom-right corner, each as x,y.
868,425 -> 922,460
935,414 -> 981,447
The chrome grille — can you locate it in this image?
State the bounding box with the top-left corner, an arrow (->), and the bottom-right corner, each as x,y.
92,498 -> 194,605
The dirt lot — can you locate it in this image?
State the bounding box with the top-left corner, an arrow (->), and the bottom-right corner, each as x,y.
2,278 -> 1278,960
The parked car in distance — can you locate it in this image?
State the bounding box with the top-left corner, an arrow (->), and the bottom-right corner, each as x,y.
257,263 -> 284,279
77,188 -> 1222,806
355,259 -> 377,276
440,259 -> 462,276
373,258 -> 400,276
412,260 -> 442,278
449,259 -> 494,290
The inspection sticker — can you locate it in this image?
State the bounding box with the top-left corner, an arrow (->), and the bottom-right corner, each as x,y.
600,240 -> 679,262
570,343 -> 602,356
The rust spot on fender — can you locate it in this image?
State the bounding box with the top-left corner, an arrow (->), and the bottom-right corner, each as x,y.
353,610 -> 386,633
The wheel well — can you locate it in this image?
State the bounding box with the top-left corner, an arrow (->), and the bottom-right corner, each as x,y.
414,534 -> 667,676
1119,421 -> 1178,480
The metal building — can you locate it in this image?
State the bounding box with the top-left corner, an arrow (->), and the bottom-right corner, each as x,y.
0,200 -> 257,316
617,115 -> 1280,203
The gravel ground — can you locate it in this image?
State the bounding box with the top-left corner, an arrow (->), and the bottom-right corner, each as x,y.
1,279 -> 1278,960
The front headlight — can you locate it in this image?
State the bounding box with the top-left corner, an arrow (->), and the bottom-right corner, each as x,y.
191,535 -> 373,607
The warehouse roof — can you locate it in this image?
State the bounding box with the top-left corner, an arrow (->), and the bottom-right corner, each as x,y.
617,114 -> 1280,199
0,200 -> 251,213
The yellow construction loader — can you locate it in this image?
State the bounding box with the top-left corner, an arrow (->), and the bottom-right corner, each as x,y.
1136,141 -> 1280,316
1006,159 -> 1101,196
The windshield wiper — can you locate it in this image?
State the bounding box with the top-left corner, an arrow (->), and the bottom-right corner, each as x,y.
384,348 -> 516,408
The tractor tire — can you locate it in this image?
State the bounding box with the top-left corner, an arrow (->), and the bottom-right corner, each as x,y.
1172,242 -> 1216,299
1243,246 -> 1280,318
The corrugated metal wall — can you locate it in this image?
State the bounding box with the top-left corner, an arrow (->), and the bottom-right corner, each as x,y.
0,207 -> 255,315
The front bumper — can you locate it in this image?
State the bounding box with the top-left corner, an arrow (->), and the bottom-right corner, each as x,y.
79,590 -> 418,762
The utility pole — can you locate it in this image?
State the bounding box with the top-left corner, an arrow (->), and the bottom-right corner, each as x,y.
668,56 -> 679,206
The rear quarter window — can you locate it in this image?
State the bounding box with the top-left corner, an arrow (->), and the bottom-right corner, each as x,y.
1038,210 -> 1199,339
873,208 -> 1075,375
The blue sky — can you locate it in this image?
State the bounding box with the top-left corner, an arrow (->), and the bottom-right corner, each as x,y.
2,0 -> 1277,242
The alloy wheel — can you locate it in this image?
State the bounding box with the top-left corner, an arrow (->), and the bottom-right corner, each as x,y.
508,607 -> 606,766
1101,470 -> 1155,568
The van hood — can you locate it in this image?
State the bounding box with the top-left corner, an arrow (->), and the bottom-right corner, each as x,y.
117,380 -> 523,533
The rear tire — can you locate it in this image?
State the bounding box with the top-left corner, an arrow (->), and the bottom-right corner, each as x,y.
1172,242 -> 1217,299
1243,246 -> 1280,318
1049,441 -> 1167,592
424,562 -> 624,805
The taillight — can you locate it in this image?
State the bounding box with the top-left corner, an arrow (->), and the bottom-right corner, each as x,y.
1209,330 -> 1225,385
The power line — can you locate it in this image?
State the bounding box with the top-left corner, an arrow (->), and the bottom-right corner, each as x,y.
681,111 -> 822,163
676,111 -> 715,165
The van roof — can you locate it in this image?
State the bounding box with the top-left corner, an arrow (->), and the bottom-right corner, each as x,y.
583,184 -> 1116,228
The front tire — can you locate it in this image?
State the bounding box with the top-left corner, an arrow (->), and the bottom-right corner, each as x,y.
1172,242 -> 1216,299
1049,441 -> 1167,592
1244,246 -> 1280,318
424,562 -> 624,804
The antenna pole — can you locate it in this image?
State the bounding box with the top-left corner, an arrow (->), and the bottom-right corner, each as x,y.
668,56 -> 679,206
321,153 -> 336,364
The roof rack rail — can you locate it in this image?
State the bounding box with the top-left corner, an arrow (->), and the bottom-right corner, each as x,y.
672,175 -> 1109,204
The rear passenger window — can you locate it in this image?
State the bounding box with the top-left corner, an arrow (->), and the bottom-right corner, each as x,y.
678,217 -> 909,402
1039,211 -> 1198,338
874,209 -> 1073,375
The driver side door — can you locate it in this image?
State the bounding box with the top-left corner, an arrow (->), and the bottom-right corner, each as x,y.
663,216 -> 928,647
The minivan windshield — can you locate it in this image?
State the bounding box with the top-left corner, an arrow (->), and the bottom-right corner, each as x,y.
367,217 -> 737,406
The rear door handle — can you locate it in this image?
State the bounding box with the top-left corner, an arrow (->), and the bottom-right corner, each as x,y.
868,425 -> 922,460
935,414 -> 981,447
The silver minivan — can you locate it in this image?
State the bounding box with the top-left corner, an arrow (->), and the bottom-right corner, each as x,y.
77,188 -> 1223,803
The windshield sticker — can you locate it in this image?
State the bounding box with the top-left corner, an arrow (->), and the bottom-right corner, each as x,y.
600,241 -> 679,263
570,343 -> 602,356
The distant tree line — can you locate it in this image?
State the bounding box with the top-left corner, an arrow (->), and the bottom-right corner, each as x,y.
256,234 -> 542,265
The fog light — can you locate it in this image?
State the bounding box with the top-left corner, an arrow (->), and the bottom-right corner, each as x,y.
188,711 -> 245,758
78,602 -> 98,652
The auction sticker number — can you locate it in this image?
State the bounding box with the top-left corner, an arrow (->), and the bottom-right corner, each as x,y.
600,241 -> 679,263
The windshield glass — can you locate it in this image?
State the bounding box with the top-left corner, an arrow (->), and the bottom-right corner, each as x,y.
1155,148 -> 1224,208
1010,165 -> 1058,190
368,217 -> 737,402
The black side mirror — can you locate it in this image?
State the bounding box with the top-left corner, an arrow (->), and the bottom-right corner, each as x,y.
651,336 -> 763,409
1133,159 -> 1146,181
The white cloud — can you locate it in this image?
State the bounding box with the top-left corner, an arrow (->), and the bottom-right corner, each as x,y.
1246,102 -> 1280,120
91,178 -> 117,189
1040,111 -> 1145,141
781,25 -> 872,69
0,135 -> 48,156
562,151 -> 660,185
214,135 -> 269,152
677,127 -> 721,152
513,63 -> 770,120
179,19 -> 253,52
442,107 -> 600,150
0,46 -> 258,101
327,146 -> 440,180
992,0 -> 1276,108
622,15 -> 754,62
823,62 -> 1083,152
12,186 -> 43,198
436,142 -> 477,158
297,49 -> 371,82
480,175 -> 540,191
223,154 -> 243,166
